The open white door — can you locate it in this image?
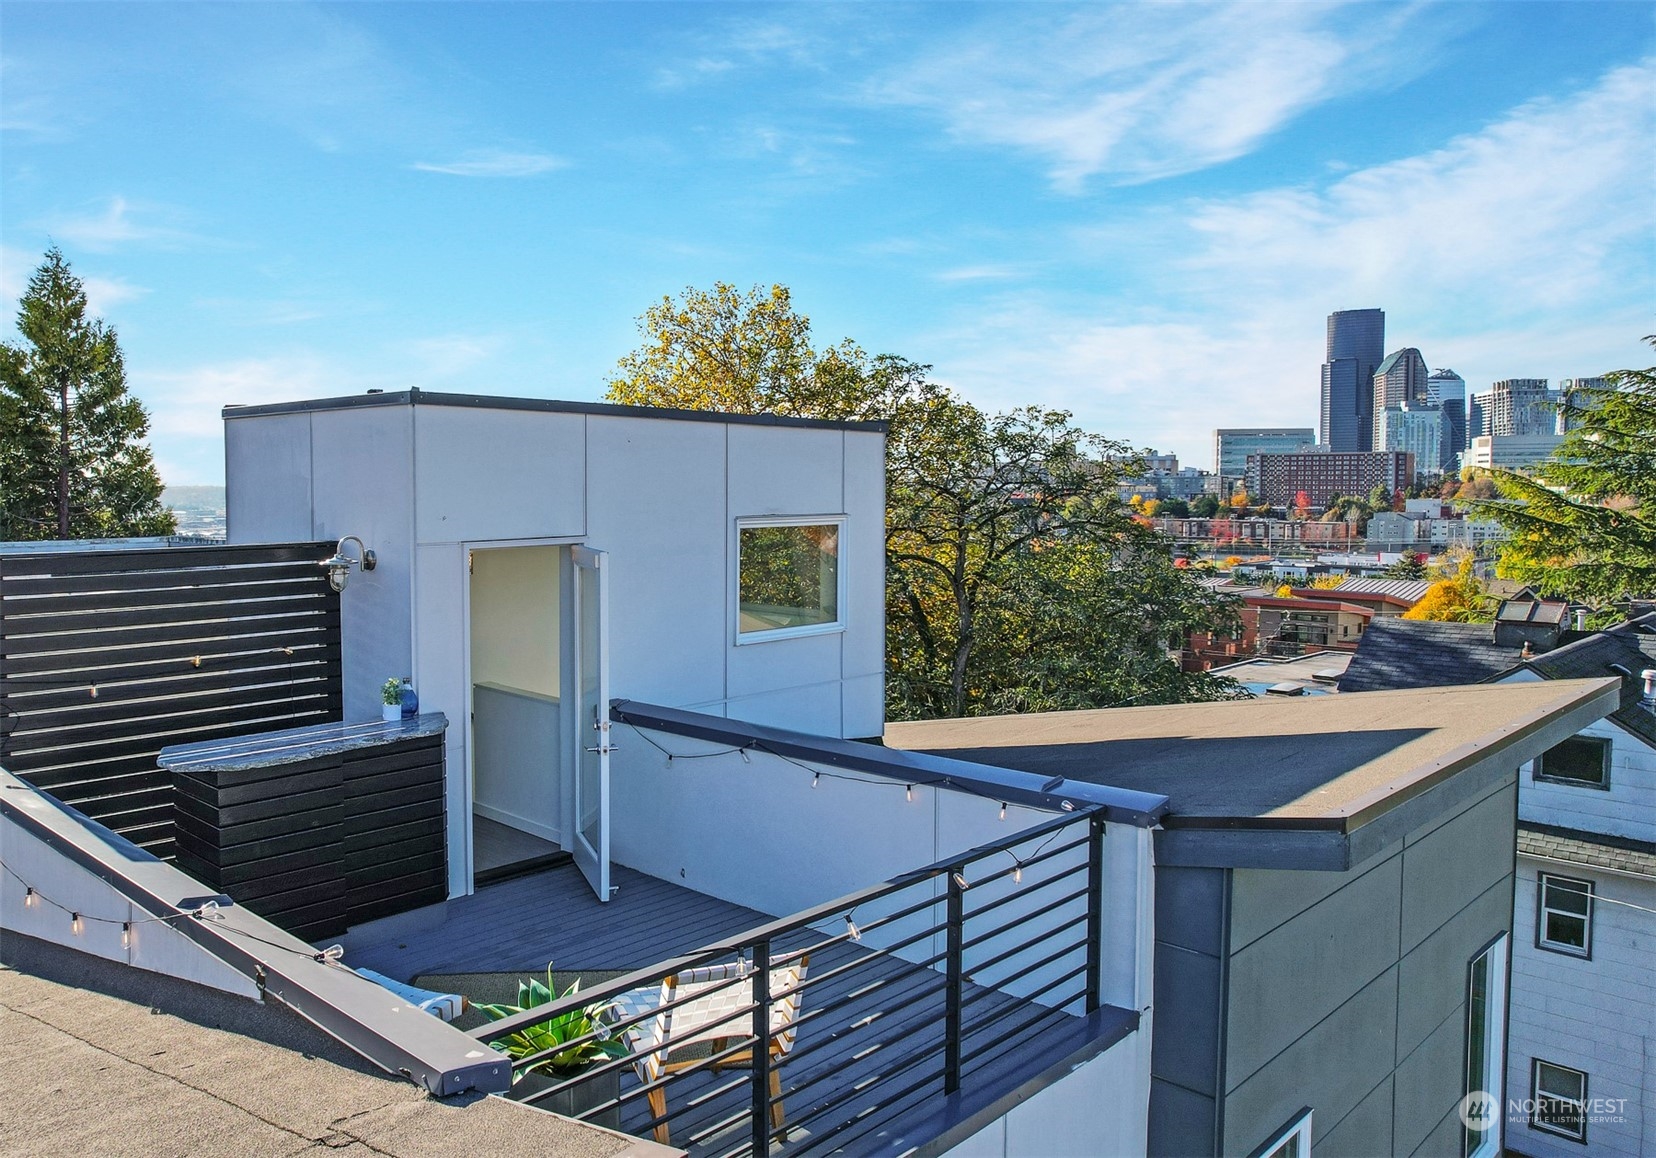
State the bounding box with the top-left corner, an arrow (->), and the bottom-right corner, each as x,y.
571,546 -> 612,901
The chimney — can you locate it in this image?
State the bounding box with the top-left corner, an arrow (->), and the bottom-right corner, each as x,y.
1642,669 -> 1656,708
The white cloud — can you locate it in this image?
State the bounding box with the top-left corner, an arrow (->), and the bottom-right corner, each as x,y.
933,264 -> 1027,284
42,196 -> 195,252
412,150 -> 567,177
918,59 -> 1656,463
866,2 -> 1435,191
82,276 -> 148,315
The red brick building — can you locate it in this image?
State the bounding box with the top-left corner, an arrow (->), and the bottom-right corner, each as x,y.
1244,450 -> 1413,507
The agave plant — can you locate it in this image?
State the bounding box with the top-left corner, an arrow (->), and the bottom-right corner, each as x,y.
474,966 -> 630,1076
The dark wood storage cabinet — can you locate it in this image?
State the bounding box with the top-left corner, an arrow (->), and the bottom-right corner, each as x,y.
160,715 -> 447,942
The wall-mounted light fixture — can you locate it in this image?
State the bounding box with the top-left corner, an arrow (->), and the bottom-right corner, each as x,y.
320,536 -> 376,592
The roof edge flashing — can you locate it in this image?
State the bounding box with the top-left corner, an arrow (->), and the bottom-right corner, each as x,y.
610,700 -> 1171,827
223,388 -> 889,433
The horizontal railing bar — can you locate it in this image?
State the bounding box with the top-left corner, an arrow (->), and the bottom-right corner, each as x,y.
961,883 -> 1090,953
775,1048 -> 950,1155
469,943 -> 744,1039
962,933 -> 1087,1006
960,981 -> 1090,1068
960,965 -> 1090,1050
958,861 -> 1088,924
477,819 -> 1095,1042
966,910 -> 1090,982
965,831 -> 1092,885
777,977 -> 949,1073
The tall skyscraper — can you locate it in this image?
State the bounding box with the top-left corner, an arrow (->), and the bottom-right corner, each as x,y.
1371,348 -> 1430,449
1319,309 -> 1385,451
1427,368 -> 1467,469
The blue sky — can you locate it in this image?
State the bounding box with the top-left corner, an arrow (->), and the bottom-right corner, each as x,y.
3,2 -> 1652,485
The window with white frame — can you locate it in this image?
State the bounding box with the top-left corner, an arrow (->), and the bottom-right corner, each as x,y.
1248,1108 -> 1312,1158
736,518 -> 845,642
1537,873 -> 1593,958
1531,1059 -> 1588,1143
1535,735 -> 1611,788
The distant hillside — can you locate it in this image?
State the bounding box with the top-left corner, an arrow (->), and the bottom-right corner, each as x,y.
162,485 -> 226,511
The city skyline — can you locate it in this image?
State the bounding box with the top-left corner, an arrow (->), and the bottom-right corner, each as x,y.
2,2 -> 1650,484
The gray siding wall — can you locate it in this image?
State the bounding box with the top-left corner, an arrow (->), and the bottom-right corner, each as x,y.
1149,773 -> 1519,1156
1224,778 -> 1517,1156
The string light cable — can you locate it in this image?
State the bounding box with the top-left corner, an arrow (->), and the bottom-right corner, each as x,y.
0,858 -> 352,964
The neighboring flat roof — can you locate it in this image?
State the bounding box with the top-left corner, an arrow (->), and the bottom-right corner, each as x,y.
222,387 -> 889,433
887,679 -> 1618,869
1209,651 -> 1351,693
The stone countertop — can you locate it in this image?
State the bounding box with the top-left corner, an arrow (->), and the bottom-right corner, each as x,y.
158,713 -> 448,775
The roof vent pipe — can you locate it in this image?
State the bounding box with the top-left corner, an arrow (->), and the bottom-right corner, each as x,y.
1575,608 -> 1588,631
1642,669 -> 1656,707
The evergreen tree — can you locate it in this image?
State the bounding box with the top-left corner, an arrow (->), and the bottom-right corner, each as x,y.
1468,338 -> 1656,605
0,248 -> 173,540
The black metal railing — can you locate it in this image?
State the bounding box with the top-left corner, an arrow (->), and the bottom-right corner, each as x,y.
469,808 -> 1108,1156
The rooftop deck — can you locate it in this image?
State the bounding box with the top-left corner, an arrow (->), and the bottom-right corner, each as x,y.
340,858 -> 1134,1157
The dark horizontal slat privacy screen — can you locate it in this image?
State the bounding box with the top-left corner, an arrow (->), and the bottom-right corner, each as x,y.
1,541 -> 343,858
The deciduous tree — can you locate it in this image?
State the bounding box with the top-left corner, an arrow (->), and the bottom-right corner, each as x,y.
603,283 -> 1242,718
0,248 -> 172,540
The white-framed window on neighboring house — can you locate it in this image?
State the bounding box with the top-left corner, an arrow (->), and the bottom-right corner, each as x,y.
1531,1059 -> 1589,1143
735,517 -> 845,644
1537,873 -> 1594,958
1247,1108 -> 1312,1158
1535,735 -> 1611,789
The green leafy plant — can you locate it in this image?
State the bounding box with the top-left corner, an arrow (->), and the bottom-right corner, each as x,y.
381,678 -> 402,706
475,966 -> 630,1076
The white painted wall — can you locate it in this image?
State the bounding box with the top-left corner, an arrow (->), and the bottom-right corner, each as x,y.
226,397 -> 888,897
1,811 -> 258,999
1519,715 -> 1656,844
1508,859 -> 1655,1158
470,546 -> 561,698
940,1029 -> 1150,1158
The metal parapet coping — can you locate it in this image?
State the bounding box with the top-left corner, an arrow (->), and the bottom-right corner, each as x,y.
0,766 -> 511,1097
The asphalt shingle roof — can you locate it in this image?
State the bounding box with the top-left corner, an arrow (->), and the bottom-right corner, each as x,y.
1337,617 -> 1524,693
1525,613 -> 1656,747
1518,821 -> 1656,879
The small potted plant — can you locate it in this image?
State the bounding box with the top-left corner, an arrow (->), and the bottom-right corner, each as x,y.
476,966 -> 630,1127
381,678 -> 403,722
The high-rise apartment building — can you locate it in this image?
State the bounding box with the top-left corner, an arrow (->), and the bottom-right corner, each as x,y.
1319,309 -> 1385,451
1213,428 -> 1316,480
1485,378 -> 1552,437
1374,402 -> 1443,480
1427,368 -> 1467,470
1556,377 -> 1607,433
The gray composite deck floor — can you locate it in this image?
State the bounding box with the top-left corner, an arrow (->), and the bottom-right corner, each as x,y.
339,863 -> 1132,1157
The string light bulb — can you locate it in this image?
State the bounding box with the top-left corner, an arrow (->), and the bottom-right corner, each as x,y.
70,912 -> 83,935
952,872 -> 969,890
1013,866 -> 1023,885
121,922 -> 132,949
999,802 -> 1007,821
811,772 -> 820,789
845,916 -> 862,942
24,887 -> 37,909
905,785 -> 914,802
